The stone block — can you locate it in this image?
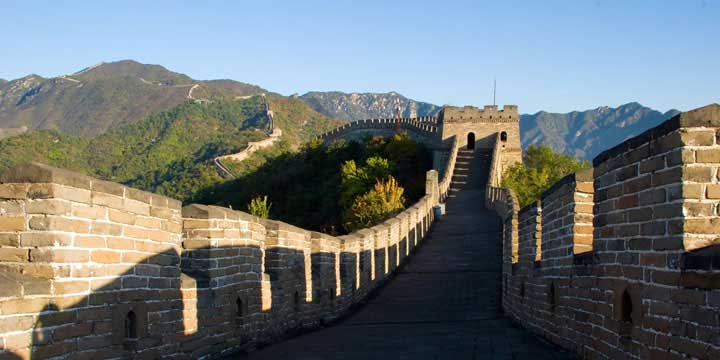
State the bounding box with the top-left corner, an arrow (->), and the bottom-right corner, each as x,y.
696,148 -> 720,163
707,184 -> 720,199
30,248 -> 90,263
0,184 -> 29,199
91,250 -> 121,264
0,248 -> 29,262
0,216 -> 25,231
29,216 -> 90,233
683,166 -> 714,182
20,232 -> 73,247
680,129 -> 716,146
25,199 -> 72,215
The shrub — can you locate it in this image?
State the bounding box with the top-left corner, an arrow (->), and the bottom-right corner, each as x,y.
247,195 -> 272,218
502,146 -> 590,208
344,176 -> 405,232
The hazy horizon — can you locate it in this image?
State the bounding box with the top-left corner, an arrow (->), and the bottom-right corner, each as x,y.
1,0 -> 717,113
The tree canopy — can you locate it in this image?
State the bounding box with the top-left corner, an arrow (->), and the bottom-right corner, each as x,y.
501,145 -> 590,208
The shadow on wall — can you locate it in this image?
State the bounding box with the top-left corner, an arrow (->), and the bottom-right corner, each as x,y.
0,220 -> 430,359
0,148 -> 441,359
0,246 -> 376,359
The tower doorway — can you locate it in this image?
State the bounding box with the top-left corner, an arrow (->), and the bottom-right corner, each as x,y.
467,132 -> 475,150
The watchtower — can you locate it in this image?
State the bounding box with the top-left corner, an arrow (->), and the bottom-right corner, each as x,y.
438,105 -> 518,148
437,104 -> 522,165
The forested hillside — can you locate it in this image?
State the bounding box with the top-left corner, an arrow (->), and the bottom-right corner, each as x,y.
199,134 -> 432,234
0,96 -> 339,200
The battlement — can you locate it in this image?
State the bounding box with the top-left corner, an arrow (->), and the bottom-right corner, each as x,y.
0,147 -> 456,358
318,116 -> 440,144
439,104 -> 519,124
486,103 -> 720,359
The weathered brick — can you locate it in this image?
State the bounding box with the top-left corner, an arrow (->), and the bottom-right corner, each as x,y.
696,148 -> 720,163
20,232 -> 73,247
135,216 -> 162,229
638,189 -> 665,205
639,157 -> 665,173
30,248 -> 89,263
683,202 -> 715,216
4,331 -> 32,350
0,216 -> 25,231
0,201 -> 23,216
90,250 -> 120,264
28,184 -> 91,203
0,232 -> 20,247
681,129 -> 716,146
0,298 -> 48,315
29,216 -> 89,233
123,198 -> 150,216
123,226 -> 148,239
74,235 -> 106,248
0,248 -> 29,262
707,184 -> 720,199
53,280 -> 89,294
666,148 -> 695,166
617,195 -> 638,209
683,166 -> 714,183
108,209 -> 135,225
684,218 -> 720,233
682,183 -> 704,199
72,205 -> 107,220
25,199 -> 71,215
91,192 -> 123,209
0,184 -> 29,199
652,167 -> 683,186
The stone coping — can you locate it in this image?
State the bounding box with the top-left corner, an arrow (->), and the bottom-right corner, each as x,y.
538,167 -> 593,202
0,162 -> 181,210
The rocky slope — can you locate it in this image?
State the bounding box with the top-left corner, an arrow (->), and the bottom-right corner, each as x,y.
521,102 -> 680,160
0,60 -> 266,137
299,91 -> 440,121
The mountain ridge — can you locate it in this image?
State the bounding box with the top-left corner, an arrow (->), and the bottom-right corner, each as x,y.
1,60 -> 683,161
520,102 -> 680,160
0,60 -> 268,136
299,91 -> 441,121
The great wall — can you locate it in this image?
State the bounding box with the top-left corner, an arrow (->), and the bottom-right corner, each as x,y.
213,95 -> 280,178
0,103 -> 718,359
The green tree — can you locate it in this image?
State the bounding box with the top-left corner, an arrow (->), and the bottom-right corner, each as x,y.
344,176 -> 406,232
247,195 -> 272,218
501,145 -> 590,208
339,156 -> 393,209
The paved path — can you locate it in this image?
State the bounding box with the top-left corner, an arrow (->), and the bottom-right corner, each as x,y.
232,149 -> 572,359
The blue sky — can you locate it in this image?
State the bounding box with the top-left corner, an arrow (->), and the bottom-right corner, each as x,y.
0,0 -> 717,113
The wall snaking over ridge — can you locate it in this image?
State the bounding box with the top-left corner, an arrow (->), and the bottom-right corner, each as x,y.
486,104 -> 720,359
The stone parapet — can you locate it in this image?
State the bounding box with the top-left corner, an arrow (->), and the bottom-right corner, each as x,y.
486,104 -> 720,359
0,158 -> 448,359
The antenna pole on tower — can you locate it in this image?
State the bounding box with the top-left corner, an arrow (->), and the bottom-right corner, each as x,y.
493,77 -> 496,106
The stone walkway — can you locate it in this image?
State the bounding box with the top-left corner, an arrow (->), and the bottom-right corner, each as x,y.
231,149 -> 572,359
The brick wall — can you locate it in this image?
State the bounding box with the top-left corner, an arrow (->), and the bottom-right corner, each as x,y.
319,117 -> 439,144
0,159 -> 447,358
488,104 -> 720,359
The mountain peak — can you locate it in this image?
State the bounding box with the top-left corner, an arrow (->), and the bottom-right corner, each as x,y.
521,102 -> 676,160
72,60 -> 193,85
299,91 -> 439,121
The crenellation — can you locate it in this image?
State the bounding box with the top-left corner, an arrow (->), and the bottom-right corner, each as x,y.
2,159 -> 453,358
487,103 -> 720,360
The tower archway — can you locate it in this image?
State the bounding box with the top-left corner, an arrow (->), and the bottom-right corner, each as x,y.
467,132 -> 475,150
